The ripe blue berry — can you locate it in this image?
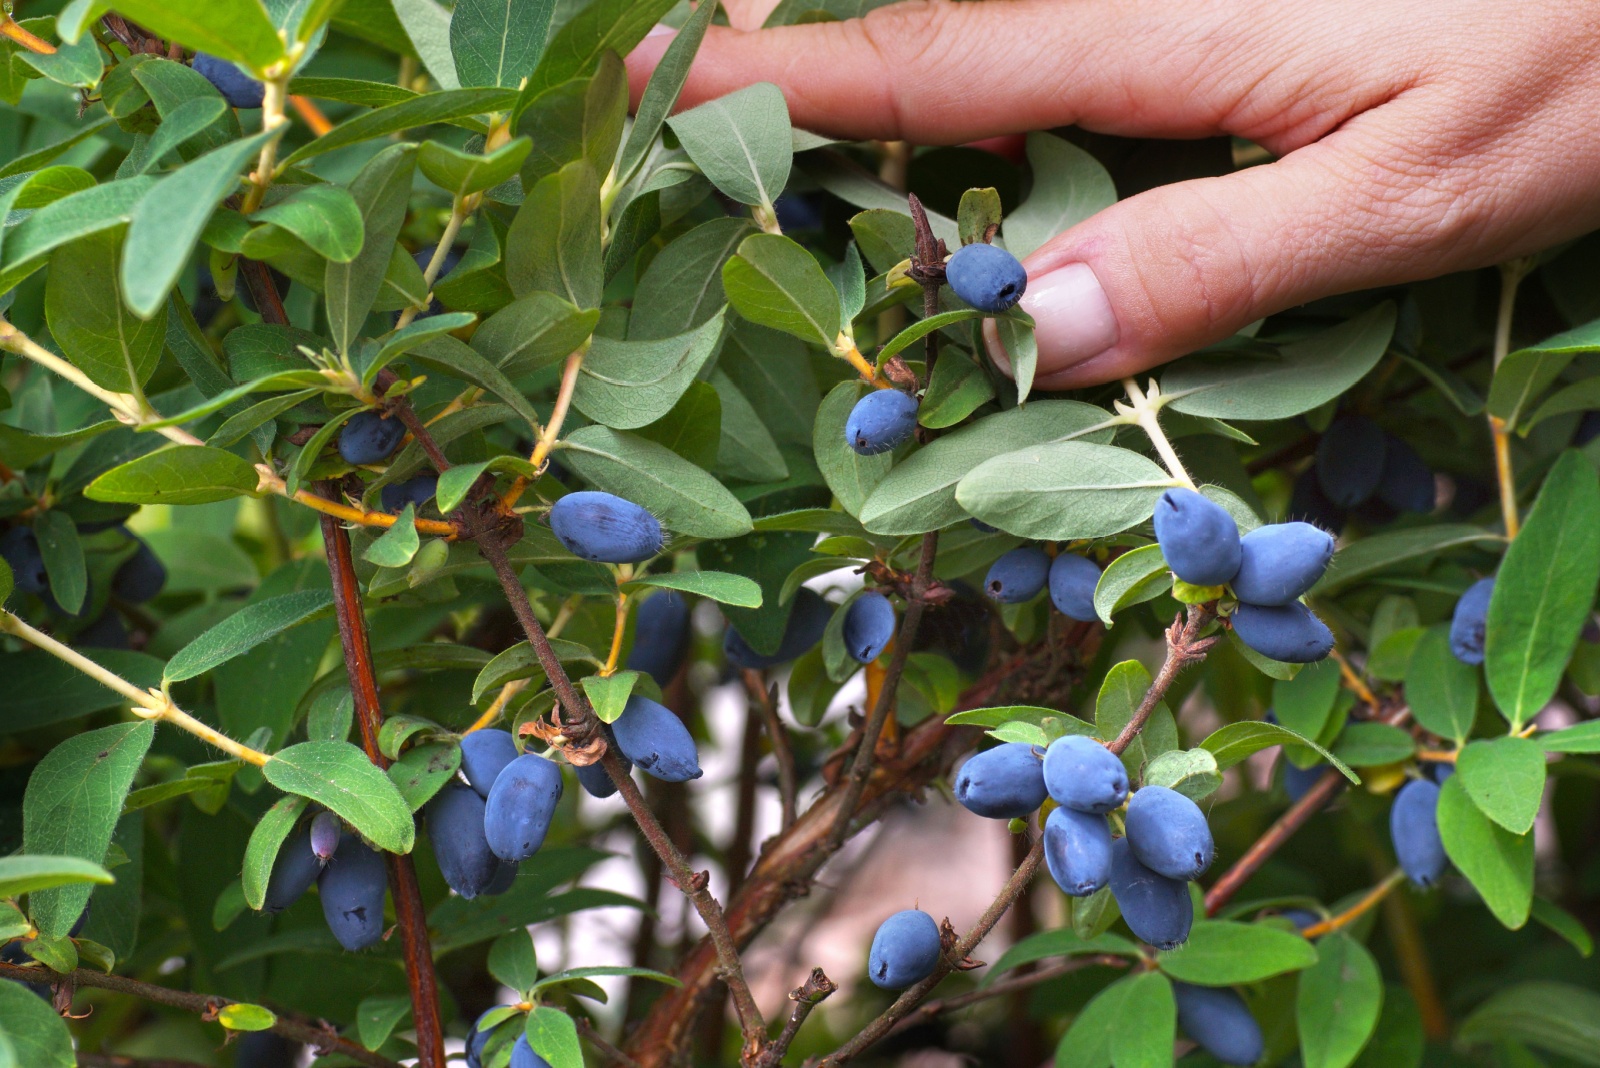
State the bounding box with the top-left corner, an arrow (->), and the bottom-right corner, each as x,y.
1376,435 -> 1435,513
192,53 -> 265,108
843,591 -> 896,663
725,587 -> 833,669
575,756 -> 630,798
612,696 -> 703,782
1231,601 -> 1334,663
484,858 -> 518,896
969,517 -> 999,533
1316,416 -> 1388,507
1422,759 -> 1455,785
465,1008 -> 498,1068
867,909 -> 942,990
318,835 -> 388,951
1043,735 -> 1128,814
0,526 -> 48,595
1228,522 -> 1335,606
1173,983 -> 1265,1066
1153,488 -> 1242,586
1124,785 -> 1215,881
111,536 -> 166,602
263,826 -> 321,913
381,473 -> 439,514
549,490 -> 664,564
459,729 -> 519,799
309,810 -> 342,864
484,753 -> 564,862
1281,908 -> 1319,931
945,242 -> 1027,313
984,546 -> 1051,603
511,1034 -> 554,1068
845,389 -> 919,456
338,410 -> 406,465
1449,577 -> 1494,665
1044,806 -> 1113,897
427,783 -> 500,899
627,591 -> 692,685
1048,553 -> 1101,622
1107,837 -> 1193,950
1390,778 -> 1447,888
953,743 -> 1047,819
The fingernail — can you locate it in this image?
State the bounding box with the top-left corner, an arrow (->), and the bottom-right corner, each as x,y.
1017,262 -> 1118,370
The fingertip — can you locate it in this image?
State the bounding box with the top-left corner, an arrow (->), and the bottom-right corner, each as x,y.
624,25 -> 677,106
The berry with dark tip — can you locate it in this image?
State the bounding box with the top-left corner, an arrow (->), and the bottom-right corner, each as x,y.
484,753 -> 564,862
1043,735 -> 1128,814
1231,601 -> 1334,663
0,527 -> 48,595
381,473 -> 438,514
612,695 -> 703,782
263,826 -> 321,913
1124,785 -> 1215,881
427,782 -> 500,899
1377,435 -> 1435,513
844,389 -> 919,456
192,53 -> 265,108
1048,553 -> 1101,621
111,537 -> 166,602
460,729 -> 519,799
1390,778 -> 1447,887
1153,488 -> 1242,586
1449,577 -> 1494,665
510,1034 -> 554,1068
548,491 -> 664,564
945,242 -> 1027,313
626,590 -> 692,685
953,743 -> 1047,819
309,811 -> 342,864
1044,806 -> 1113,897
1173,982 -> 1265,1067
1316,415 -> 1388,506
1107,836 -> 1193,950
843,590 -> 895,663
867,909 -> 941,990
338,410 -> 406,466
1228,522 -> 1335,606
724,587 -> 833,670
318,835 -> 388,950
984,546 -> 1051,603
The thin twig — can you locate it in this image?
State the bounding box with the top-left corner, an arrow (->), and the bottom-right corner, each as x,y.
757,968 -> 837,1068
1488,258 -> 1532,539
1300,870 -> 1406,938
745,670 -> 798,828
1204,767 -> 1345,916
1109,605 -> 1216,754
883,956 -> 1123,1039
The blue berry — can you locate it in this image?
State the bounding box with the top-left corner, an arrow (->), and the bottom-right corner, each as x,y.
484,753 -> 564,862
1280,908 -> 1319,930
1044,806 -> 1113,897
575,756 -> 630,798
725,587 -> 833,670
1173,983 -> 1265,1066
192,53 -> 265,108
1289,468 -> 1347,532
309,810 -> 342,864
945,242 -> 1027,313
1376,435 -> 1435,514
263,826 -> 321,913
1043,735 -> 1128,814
0,526 -> 48,595
549,491 -> 664,564
111,536 -> 166,602
1231,601 -> 1334,663
427,783 -> 500,899
984,546 -> 1051,603
969,518 -> 999,533
611,695 -> 702,782
1124,785 -> 1214,881
1422,758 -> 1455,785
1048,553 -> 1101,621
626,591 -> 692,685
1449,577 -> 1494,665
1390,778 -> 1447,888
318,835 -> 388,951
381,473 -> 438,514
1154,488 -> 1242,586
953,743 -> 1047,819
843,591 -> 896,663
867,909 -> 941,990
510,1034 -> 554,1068
1228,522 -> 1334,606
1316,416 -> 1388,507
1107,837 -> 1192,950
465,1008 -> 498,1068
845,389 -> 919,456
460,729 -> 519,799
484,858 -> 518,896
338,410 -> 406,465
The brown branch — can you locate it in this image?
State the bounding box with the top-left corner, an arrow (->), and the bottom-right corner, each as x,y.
744,669 -> 798,829
756,968 -> 837,1068
1204,767 -> 1345,915
0,962 -> 400,1068
728,703 -> 763,895
883,956 -> 1125,1040
239,259 -> 289,326
1109,604 -> 1216,755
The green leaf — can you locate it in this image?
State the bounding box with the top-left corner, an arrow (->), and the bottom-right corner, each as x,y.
45,230 -> 167,393
1111,971 -> 1176,1068
217,1004 -> 276,1032
281,88 -> 517,167
1456,736 -> 1546,835
107,0 -> 284,71
622,571 -> 761,608
1003,133 -> 1116,260
389,742 -> 462,811
814,380 -> 892,517
877,308 -> 988,363
1437,774 -> 1532,929
667,82 -> 792,208
0,177 -> 156,289
134,97 -> 228,174
1093,544 -> 1172,624
1485,450 -> 1600,729
711,370 -> 789,482
919,350 -> 996,429
945,706 -> 1097,738
1313,523 -> 1501,595
619,0 -> 718,181
164,589 -> 333,683
722,232 -> 840,347
958,187 -> 1003,247
505,160 -> 603,308
471,639 -> 595,704
450,0 -> 556,88
1297,933 -> 1384,1068
0,855 -> 113,898
516,0 -> 677,110
471,290 -> 600,377
406,335 -> 541,432
1201,721 -> 1357,782
581,672 -> 638,724
364,504 -> 422,568
1487,319 -> 1600,427
22,721 -> 154,937
561,425 -> 753,539
34,511 -> 87,616
1538,720 -> 1600,753
574,310 -> 727,429
1156,919 -> 1316,985
262,741 -> 416,854
531,964 -> 682,994
1530,897 -> 1593,957
326,144 -> 417,354
996,311 -> 1040,404
1402,626 -> 1479,744
1056,975 -> 1133,1068
357,995 -> 413,1051
0,649 -> 164,731
418,136 -> 533,198
1331,723 -> 1416,768
1095,660 -> 1176,777
251,184 -> 365,262
630,217 -> 754,341
514,48 -> 627,189
0,981 -> 75,1068
957,441 -> 1173,539
488,930 -> 540,993
1143,748 -> 1223,801
1164,305 -> 1397,421
525,1006 -> 582,1068
241,794 -> 308,911
1271,659 -> 1341,746
981,928 -> 1141,987
1458,981 -> 1600,1065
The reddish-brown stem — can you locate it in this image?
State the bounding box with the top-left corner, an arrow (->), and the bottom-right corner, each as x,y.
239,259 -> 289,326
1204,768 -> 1345,915
884,956 -> 1126,1039
756,968 -> 837,1068
1110,605 -> 1216,755
727,704 -> 763,894
744,669 -> 798,829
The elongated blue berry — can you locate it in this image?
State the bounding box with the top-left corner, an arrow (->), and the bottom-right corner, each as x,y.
612,695 -> 702,782
1390,778 -> 1447,887
460,729 -> 519,799
1377,435 -> 1435,513
427,783 -> 500,899
484,753 -> 564,862
1173,983 -> 1264,1066
1232,601 -> 1334,663
954,743 -> 1047,819
0,527 -> 48,595
112,536 -> 166,602
627,591 -> 692,685
575,755 -> 630,798
843,591 -> 896,663
1153,488 -> 1242,586
984,546 -> 1050,603
1044,806 -> 1113,897
1316,416 -> 1388,506
845,389 -> 918,455
510,1034 -> 554,1068
945,242 -> 1027,313
867,909 -> 941,989
1449,577 -> 1494,665
193,53 -> 265,108
1043,735 -> 1128,814
549,491 -> 663,563
263,826 -> 320,913
1048,553 -> 1101,621
725,587 -> 833,669
465,1008 -> 498,1068
319,835 -> 388,950
309,810 -> 342,864
381,473 -> 438,514
1229,522 -> 1335,606
1108,837 -> 1192,950
484,857 -> 517,896
1125,785 -> 1214,881
339,409 -> 406,465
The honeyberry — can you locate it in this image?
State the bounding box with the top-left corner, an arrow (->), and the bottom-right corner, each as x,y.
612,695 -> 703,782
428,783 -> 500,899
1043,735 -> 1128,814
318,835 -> 388,951
1048,553 -> 1101,622
984,546 -> 1051,603
484,753 -> 564,862
511,1034 -> 554,1068
111,536 -> 166,602
1390,778 -> 1447,887
0,527 -> 48,595
1173,983 -> 1265,1066
953,742 -> 1047,819
724,587 -> 833,669
1376,435 -> 1435,514
1449,577 -> 1494,665
1107,837 -> 1193,950
843,591 -> 896,663
1228,522 -> 1335,606
381,473 -> 438,514
1153,488 -> 1242,586
1422,758 -> 1455,785
192,53 -> 265,109
465,1009 -> 498,1068
263,826 -> 321,913
459,729 -> 519,799
339,410 -> 406,466
845,389 -> 919,456
867,909 -> 942,990
549,490 -> 664,564
575,755 -> 630,798
309,810 -> 342,864
484,858 -> 518,896
626,590 -> 692,685
945,242 -> 1027,313
1231,601 -> 1334,663
1124,785 -> 1215,881
1316,415 -> 1388,506
1044,806 -> 1113,897
969,517 -> 999,533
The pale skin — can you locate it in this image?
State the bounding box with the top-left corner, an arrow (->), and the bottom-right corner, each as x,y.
627,0 -> 1600,388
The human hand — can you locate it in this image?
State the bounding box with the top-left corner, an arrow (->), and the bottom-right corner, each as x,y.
629,0 -> 1600,388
